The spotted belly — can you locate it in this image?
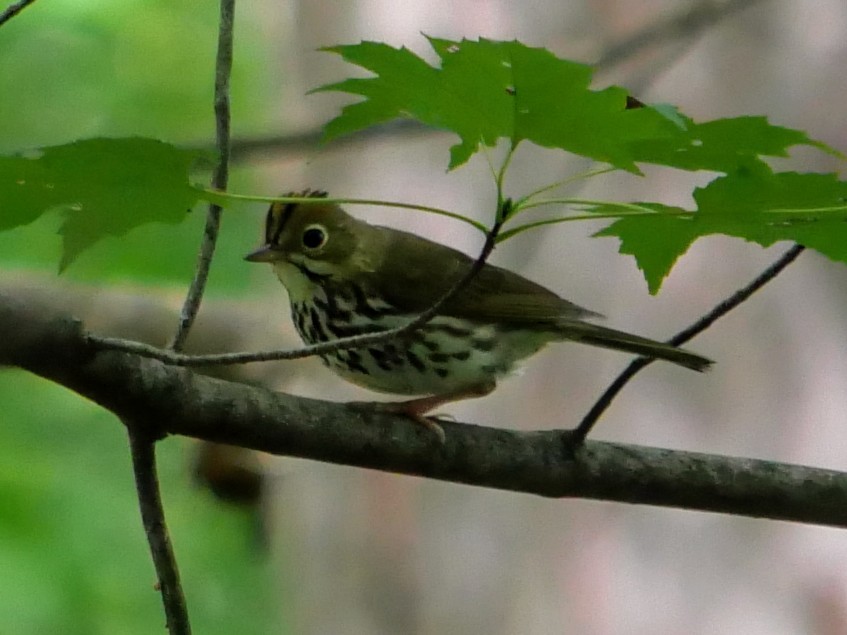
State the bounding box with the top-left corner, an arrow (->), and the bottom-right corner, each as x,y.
289,293 -> 549,396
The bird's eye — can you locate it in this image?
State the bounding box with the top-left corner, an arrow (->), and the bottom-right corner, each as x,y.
301,225 -> 327,250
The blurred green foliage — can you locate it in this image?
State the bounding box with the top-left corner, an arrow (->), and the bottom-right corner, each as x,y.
0,371 -> 279,634
1,1 -> 286,632
0,0 -> 274,289
0,138 -> 209,269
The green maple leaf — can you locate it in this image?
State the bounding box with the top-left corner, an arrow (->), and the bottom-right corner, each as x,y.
595,165 -> 847,292
629,113 -> 838,172
316,37 -> 681,171
315,36 -> 833,174
0,138 -> 206,270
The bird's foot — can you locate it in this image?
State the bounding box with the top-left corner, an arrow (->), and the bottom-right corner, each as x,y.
374,404 -> 448,444
349,382 -> 496,443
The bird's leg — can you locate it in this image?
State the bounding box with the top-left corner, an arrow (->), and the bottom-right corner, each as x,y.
350,381 -> 496,443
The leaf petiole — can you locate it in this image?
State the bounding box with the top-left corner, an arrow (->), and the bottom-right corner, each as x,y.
196,187 -> 489,233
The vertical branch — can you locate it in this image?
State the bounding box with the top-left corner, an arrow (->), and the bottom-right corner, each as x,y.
126,2 -> 237,634
170,0 -> 235,351
127,426 -> 191,635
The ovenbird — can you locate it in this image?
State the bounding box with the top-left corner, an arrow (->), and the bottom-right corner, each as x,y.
246,190 -> 711,438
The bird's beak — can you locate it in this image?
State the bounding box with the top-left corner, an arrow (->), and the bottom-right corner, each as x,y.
244,244 -> 283,263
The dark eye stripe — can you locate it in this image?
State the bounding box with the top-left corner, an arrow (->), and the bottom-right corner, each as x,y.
264,190 -> 329,246
264,202 -> 289,246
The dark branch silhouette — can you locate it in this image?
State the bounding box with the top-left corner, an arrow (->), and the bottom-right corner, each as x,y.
126,426 -> 190,635
3,292 -> 847,529
128,1 -> 237,632
574,244 -> 805,442
0,0 -> 38,28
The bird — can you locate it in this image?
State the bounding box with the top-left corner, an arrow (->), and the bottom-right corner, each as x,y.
246,190 -> 712,440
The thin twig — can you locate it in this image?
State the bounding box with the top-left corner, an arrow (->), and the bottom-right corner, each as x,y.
572,244 -> 805,443
0,0 -> 37,27
88,218 -> 505,367
126,3 -> 236,635
595,0 -> 771,71
127,426 -> 191,635
170,0 -> 235,352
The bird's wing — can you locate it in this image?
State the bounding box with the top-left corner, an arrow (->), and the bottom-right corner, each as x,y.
373,228 -> 600,323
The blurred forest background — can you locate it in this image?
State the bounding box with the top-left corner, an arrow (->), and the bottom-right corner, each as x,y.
2,0 -> 847,633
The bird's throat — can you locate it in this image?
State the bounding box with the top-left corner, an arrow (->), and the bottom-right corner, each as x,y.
271,261 -> 327,303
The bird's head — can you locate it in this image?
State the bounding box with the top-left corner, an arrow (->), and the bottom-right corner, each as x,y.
245,190 -> 366,284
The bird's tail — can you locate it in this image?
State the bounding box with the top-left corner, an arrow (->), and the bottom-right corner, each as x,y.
558,321 -> 713,372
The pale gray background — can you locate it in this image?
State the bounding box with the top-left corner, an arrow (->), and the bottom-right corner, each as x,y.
241,2 -> 847,633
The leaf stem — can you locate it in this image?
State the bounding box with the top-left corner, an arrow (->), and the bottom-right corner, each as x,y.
495,143 -> 518,220
512,166 -> 620,212
517,197 -> 671,215
200,189 -> 488,233
765,205 -> 847,215
497,209 -> 690,242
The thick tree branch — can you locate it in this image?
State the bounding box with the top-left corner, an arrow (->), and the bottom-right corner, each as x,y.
3,291 -> 847,529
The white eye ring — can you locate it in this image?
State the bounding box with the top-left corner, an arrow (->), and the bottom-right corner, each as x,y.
301,224 -> 328,250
